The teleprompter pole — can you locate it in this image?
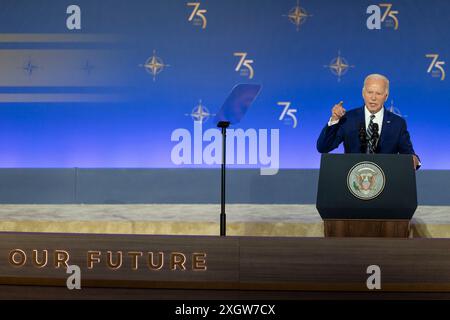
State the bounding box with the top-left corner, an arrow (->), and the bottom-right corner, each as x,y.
217,121 -> 230,236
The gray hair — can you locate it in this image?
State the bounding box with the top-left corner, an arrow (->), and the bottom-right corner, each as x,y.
363,73 -> 390,96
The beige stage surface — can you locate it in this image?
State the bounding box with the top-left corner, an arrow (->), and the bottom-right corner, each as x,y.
0,204 -> 449,238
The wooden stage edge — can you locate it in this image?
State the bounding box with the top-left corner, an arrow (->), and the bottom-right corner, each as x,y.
1,231 -> 450,299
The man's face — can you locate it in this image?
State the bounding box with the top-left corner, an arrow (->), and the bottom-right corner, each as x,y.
362,78 -> 388,113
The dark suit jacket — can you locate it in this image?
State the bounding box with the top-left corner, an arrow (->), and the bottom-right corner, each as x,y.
317,106 -> 419,159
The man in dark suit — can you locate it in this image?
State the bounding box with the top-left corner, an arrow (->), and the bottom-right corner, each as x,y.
317,74 -> 420,169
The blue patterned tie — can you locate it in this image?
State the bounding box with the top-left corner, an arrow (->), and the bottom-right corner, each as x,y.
366,114 -> 376,154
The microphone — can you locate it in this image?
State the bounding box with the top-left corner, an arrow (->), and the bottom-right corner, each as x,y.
359,123 -> 367,153
371,123 -> 380,153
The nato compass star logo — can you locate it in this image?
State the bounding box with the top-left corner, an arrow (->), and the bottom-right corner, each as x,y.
22,59 -> 39,76
81,60 -> 95,75
139,50 -> 170,81
324,50 -> 355,82
185,100 -> 215,123
388,100 -> 407,118
284,0 -> 312,31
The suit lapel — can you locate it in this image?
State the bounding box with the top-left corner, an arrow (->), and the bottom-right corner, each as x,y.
357,107 -> 365,152
358,106 -> 365,124
378,107 -> 391,150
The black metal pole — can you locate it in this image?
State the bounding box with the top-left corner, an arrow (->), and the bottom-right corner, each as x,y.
217,121 -> 230,237
220,126 -> 226,236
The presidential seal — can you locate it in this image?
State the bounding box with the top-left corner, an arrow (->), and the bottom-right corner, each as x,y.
347,161 -> 385,200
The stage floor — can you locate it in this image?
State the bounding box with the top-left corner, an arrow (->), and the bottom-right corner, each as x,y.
0,204 -> 449,238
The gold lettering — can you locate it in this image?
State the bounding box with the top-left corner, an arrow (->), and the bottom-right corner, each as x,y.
148,252 -> 164,270
128,251 -> 143,270
170,252 -> 186,271
54,250 -> 70,268
87,251 -> 101,269
7,249 -> 209,271
32,249 -> 48,268
106,251 -> 123,269
9,249 -> 26,267
192,253 -> 207,271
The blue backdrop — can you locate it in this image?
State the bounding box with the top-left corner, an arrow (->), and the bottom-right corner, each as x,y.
0,0 -> 448,169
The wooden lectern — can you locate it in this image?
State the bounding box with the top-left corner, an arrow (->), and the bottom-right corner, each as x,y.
317,154 -> 417,238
